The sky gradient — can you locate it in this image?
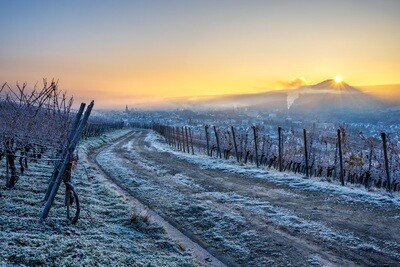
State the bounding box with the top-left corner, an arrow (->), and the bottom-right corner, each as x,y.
1,0 -> 399,108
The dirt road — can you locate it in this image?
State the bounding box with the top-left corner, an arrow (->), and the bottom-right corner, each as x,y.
93,129 -> 400,266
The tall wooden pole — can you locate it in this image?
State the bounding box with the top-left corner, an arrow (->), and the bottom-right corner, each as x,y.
337,129 -> 344,186
278,127 -> 283,172
231,126 -> 239,162
176,127 -> 181,150
252,126 -> 259,167
213,126 -> 222,158
303,129 -> 309,177
41,101 -> 94,221
185,127 -> 190,154
205,125 -> 210,156
44,103 -> 86,201
181,127 -> 186,153
381,132 -> 392,192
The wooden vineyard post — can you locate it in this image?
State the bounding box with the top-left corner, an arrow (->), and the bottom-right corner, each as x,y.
185,127 -> 190,154
169,127 -> 173,147
172,127 -> 177,148
5,152 -> 9,187
181,127 -> 186,153
44,103 -> 86,202
172,127 -> 179,149
231,126 -> 239,162
368,143 -> 373,172
177,127 -> 181,150
381,132 -> 392,192
189,127 -> 195,155
278,127 -> 283,172
337,129 -> 345,186
205,125 -> 210,156
40,101 -> 94,222
166,127 -> 171,146
303,129 -> 309,177
252,126 -> 259,167
173,127 -> 177,149
213,125 -> 222,158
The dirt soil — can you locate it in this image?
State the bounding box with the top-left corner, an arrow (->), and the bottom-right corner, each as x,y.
94,129 -> 400,267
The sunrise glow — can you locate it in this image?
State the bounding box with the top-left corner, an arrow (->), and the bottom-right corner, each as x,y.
335,76 -> 343,83
1,1 -> 399,108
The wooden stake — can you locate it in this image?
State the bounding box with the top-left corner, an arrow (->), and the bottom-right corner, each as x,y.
278,127 -> 283,172
185,127 -> 190,153
181,127 -> 186,153
213,126 -> 222,158
381,132 -> 392,192
231,126 -> 239,162
337,129 -> 344,186
252,126 -> 259,168
205,125 -> 210,156
303,129 -> 309,177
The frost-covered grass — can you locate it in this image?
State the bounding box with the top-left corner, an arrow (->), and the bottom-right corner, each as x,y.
0,129 -> 196,267
146,131 -> 400,207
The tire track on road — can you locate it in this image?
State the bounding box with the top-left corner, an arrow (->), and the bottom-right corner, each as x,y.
89,131 -> 232,267
92,129 -> 400,266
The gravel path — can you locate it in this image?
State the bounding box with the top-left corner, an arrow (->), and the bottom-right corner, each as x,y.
95,129 -> 400,267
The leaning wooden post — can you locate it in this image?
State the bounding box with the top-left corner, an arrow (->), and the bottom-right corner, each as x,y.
41,101 -> 94,221
303,129 -> 309,177
189,128 -> 195,155
231,126 -> 239,162
185,127 -> 190,154
252,126 -> 259,167
381,132 -> 392,192
44,102 -> 86,202
337,129 -> 345,186
213,125 -> 222,158
205,125 -> 210,156
278,127 -> 283,171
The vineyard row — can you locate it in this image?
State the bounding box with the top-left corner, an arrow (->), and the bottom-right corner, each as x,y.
133,122 -> 399,193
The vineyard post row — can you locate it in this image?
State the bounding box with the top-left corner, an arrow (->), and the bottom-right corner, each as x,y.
131,122 -> 395,193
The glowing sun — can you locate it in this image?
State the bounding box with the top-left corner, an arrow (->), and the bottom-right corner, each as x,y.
334,75 -> 343,83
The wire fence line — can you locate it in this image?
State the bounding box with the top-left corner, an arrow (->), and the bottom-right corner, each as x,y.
133,122 -> 400,193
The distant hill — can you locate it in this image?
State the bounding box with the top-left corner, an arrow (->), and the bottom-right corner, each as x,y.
289,79 -> 383,117
172,79 -> 384,113
359,84 -> 400,105
308,79 -> 356,91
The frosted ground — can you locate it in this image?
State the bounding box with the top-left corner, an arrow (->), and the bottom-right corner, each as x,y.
2,128 -> 399,266
0,130 -> 196,266
96,129 -> 400,266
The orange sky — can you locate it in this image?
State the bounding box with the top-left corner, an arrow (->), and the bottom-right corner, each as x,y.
1,1 -> 399,108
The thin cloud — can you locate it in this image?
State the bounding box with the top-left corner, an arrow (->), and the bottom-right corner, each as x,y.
277,77 -> 308,88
